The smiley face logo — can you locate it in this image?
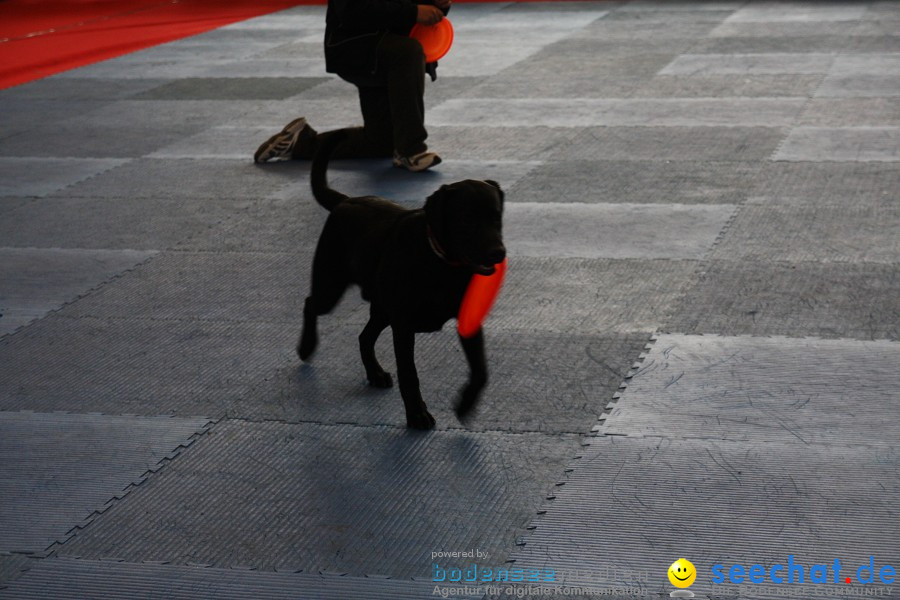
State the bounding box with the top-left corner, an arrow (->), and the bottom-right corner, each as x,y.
668,558 -> 696,588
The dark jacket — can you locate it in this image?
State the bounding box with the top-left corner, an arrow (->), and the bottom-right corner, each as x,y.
324,0 -> 447,76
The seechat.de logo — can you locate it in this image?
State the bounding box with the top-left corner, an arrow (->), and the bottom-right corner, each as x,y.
711,555 -> 896,586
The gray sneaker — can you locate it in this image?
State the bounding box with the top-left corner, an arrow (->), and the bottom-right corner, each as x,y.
254,117 -> 313,163
392,150 -> 442,172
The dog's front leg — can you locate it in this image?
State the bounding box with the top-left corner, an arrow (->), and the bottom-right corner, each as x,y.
455,328 -> 488,422
392,326 -> 436,430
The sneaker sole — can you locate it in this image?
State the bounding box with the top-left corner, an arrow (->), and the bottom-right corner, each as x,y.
393,153 -> 442,172
254,117 -> 308,163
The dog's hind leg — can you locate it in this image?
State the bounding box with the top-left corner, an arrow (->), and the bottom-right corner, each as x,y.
392,326 -> 436,430
454,329 -> 488,423
359,307 -> 393,388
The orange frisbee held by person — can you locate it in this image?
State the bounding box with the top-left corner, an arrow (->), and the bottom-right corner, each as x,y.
409,17 -> 454,62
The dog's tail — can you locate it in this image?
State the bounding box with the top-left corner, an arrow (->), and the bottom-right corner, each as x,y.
310,130 -> 350,212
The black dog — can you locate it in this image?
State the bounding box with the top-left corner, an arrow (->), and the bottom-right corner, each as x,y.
297,131 -> 506,429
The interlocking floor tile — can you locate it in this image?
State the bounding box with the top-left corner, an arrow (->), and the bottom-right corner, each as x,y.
509,435 -> 898,598
711,200 -> 900,263
504,203 -> 735,260
773,127 -> 900,162
507,160 -> 762,205
0,412 -> 211,553
56,420 -> 584,576
603,334 -> 900,445
665,261 -> 899,341
0,559 -> 479,600
0,158 -> 127,198
0,248 -> 156,336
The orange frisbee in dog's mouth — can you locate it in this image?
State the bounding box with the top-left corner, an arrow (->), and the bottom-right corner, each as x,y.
410,18 -> 454,63
458,257 -> 507,338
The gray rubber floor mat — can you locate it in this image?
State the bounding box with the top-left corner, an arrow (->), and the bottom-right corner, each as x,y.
56,420 -> 583,577
242,328 -> 650,433
0,248 -> 155,337
602,334 -> 900,445
660,53 -> 834,75
818,54 -> 900,98
0,196 -> 256,251
428,126 -> 579,161
708,201 -> 899,263
725,3 -> 867,22
44,157 -> 299,200
664,260 -> 899,341
550,126 -> 787,162
637,73 -> 823,98
0,1 -> 897,597
0,558 -> 483,600
429,98 -> 806,128
0,158 -> 126,198
798,98 -> 900,127
0,316 -> 299,418
61,250 -> 317,323
0,102 -> 252,159
0,554 -> 32,587
508,435 -> 899,599
507,160 -> 763,205
773,126 -> 900,162
504,203 -> 735,260
135,77 -> 331,100
0,77 -> 167,102
172,195 -> 331,253
489,257 -> 698,335
749,162 -> 900,206
0,412 -> 212,553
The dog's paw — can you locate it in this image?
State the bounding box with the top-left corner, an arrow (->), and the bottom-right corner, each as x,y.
367,370 -> 393,388
297,334 -> 317,362
407,410 -> 436,430
454,387 -> 481,423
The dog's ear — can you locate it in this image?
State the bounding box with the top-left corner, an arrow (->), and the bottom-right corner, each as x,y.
484,179 -> 504,211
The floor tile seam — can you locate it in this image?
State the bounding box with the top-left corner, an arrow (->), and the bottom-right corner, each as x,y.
219,415 -> 593,439
591,432 -> 898,453
38,417 -> 221,560
660,327 -> 898,344
9,313 -> 305,327
30,554 -> 455,584
141,248 -> 311,259
518,432 -> 897,549
0,313 -> 673,335
635,194 -> 747,347
21,554 -> 412,583
770,45 -> 845,160
636,331 -> 900,345
474,326 -> 661,338
770,157 -> 900,164
689,256 -> 900,267
592,329 -> 900,438
38,191 -> 258,200
1,158 -> 133,200
590,333 -> 660,437
0,251 -> 162,341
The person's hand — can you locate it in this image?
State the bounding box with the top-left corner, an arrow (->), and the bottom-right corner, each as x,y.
416,4 -> 444,25
434,0 -> 452,10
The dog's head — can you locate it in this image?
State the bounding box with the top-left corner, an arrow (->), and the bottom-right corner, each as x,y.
424,179 -> 506,275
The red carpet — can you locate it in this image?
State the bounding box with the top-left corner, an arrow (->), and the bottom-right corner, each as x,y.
0,0 -> 318,90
